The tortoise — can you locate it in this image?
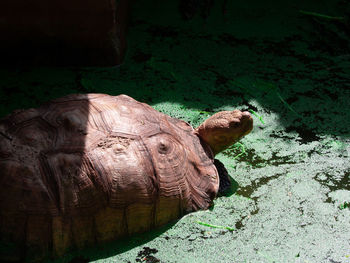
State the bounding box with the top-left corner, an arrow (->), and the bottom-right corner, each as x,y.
0,93 -> 253,262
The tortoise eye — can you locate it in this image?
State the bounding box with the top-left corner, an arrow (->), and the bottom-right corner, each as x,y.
230,120 -> 240,128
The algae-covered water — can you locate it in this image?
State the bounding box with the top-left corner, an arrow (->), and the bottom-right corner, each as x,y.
1,0 -> 349,262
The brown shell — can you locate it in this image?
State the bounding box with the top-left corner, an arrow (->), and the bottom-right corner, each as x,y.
0,94 -> 218,261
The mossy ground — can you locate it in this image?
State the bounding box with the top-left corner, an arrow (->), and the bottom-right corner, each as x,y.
1,0 -> 350,262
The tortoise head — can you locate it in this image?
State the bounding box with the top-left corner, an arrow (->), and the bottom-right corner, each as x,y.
195,110 -> 253,156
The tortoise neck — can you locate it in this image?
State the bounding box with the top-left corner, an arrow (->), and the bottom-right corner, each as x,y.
194,129 -> 215,159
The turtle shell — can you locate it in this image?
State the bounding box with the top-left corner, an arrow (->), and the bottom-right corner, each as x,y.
0,94 -> 219,261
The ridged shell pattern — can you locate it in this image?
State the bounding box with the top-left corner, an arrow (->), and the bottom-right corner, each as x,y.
0,94 -> 218,261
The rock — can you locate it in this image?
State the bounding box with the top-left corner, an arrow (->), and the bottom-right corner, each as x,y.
0,0 -> 130,66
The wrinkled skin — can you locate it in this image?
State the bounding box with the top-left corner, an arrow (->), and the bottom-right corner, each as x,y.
195,110 -> 253,156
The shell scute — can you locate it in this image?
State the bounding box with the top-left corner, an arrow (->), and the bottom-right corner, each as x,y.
90,133 -> 158,208
5,116 -> 57,151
